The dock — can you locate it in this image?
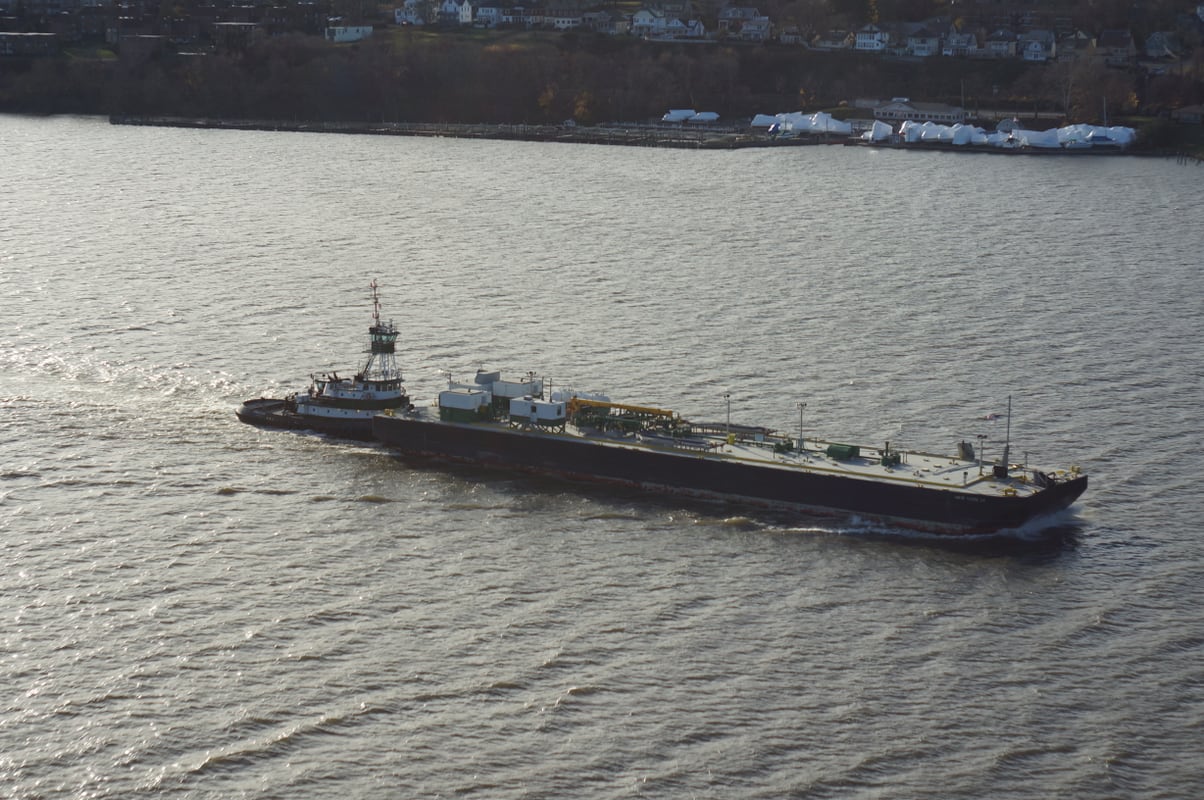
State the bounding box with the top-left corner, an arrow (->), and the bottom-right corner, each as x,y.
108,115 -> 850,150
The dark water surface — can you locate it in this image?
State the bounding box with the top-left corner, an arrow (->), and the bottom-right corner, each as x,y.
2,115 -> 1202,798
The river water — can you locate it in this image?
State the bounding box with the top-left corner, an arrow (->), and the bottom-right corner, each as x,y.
2,115 -> 1202,798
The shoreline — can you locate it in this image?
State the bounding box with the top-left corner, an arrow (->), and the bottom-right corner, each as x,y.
106,115 -> 1198,158
108,115 -> 835,150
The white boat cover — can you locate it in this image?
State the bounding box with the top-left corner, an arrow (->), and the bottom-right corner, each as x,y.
760,114 -> 1133,149
949,124 -> 973,145
899,120 -> 922,142
662,109 -> 696,122
766,111 -> 852,135
1106,126 -> 1136,145
862,120 -> 893,141
1014,128 -> 1062,148
1057,123 -> 1136,146
688,111 -> 719,123
919,122 -> 949,142
756,110 -> 852,134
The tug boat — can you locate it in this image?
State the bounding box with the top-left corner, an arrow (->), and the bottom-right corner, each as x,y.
236,281 -> 411,440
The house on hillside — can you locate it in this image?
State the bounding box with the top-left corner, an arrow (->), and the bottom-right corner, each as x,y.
437,0 -> 472,25
718,6 -> 760,35
474,5 -> 501,26
582,9 -> 628,34
639,13 -> 704,39
906,27 -> 940,57
1058,30 -> 1094,61
549,10 -> 582,30
1097,29 -> 1136,66
942,28 -> 978,56
984,29 -> 1017,58
501,6 -> 531,26
739,15 -> 771,41
855,24 -> 890,52
778,25 -> 805,45
1019,29 -> 1056,61
1144,31 -> 1181,59
631,8 -> 666,36
813,29 -> 852,50
663,17 -> 686,37
395,0 -> 427,25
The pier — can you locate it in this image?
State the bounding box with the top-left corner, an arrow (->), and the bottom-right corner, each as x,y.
108,115 -> 845,149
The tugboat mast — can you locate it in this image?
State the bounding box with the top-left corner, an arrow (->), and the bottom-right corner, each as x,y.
362,280 -> 402,384
1002,394 -> 1012,474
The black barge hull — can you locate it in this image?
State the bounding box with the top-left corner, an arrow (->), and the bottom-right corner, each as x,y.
372,415 -> 1087,535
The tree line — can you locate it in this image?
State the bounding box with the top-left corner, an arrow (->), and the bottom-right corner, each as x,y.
1,30 -> 1200,125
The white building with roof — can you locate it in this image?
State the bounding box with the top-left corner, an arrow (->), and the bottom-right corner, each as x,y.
942,29 -> 978,56
1019,30 -> 1056,61
395,0 -> 427,25
855,24 -> 890,52
874,99 -> 965,124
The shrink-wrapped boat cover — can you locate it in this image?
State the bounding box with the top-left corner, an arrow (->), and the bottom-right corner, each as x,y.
807,112 -> 852,134
1056,123 -> 1091,144
1107,126 -> 1136,145
1016,128 -> 1061,148
864,120 -> 893,141
950,124 -> 973,145
899,120 -> 922,142
919,122 -> 948,141
778,111 -> 806,132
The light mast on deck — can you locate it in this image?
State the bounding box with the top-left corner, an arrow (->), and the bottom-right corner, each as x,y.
361,280 -> 402,385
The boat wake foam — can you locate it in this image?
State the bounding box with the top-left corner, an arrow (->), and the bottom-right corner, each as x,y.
768,507 -> 1086,554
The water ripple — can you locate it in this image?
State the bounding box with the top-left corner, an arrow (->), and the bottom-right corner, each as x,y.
0,115 -> 1200,800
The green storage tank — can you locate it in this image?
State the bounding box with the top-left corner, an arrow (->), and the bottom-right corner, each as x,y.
826,443 -> 860,460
